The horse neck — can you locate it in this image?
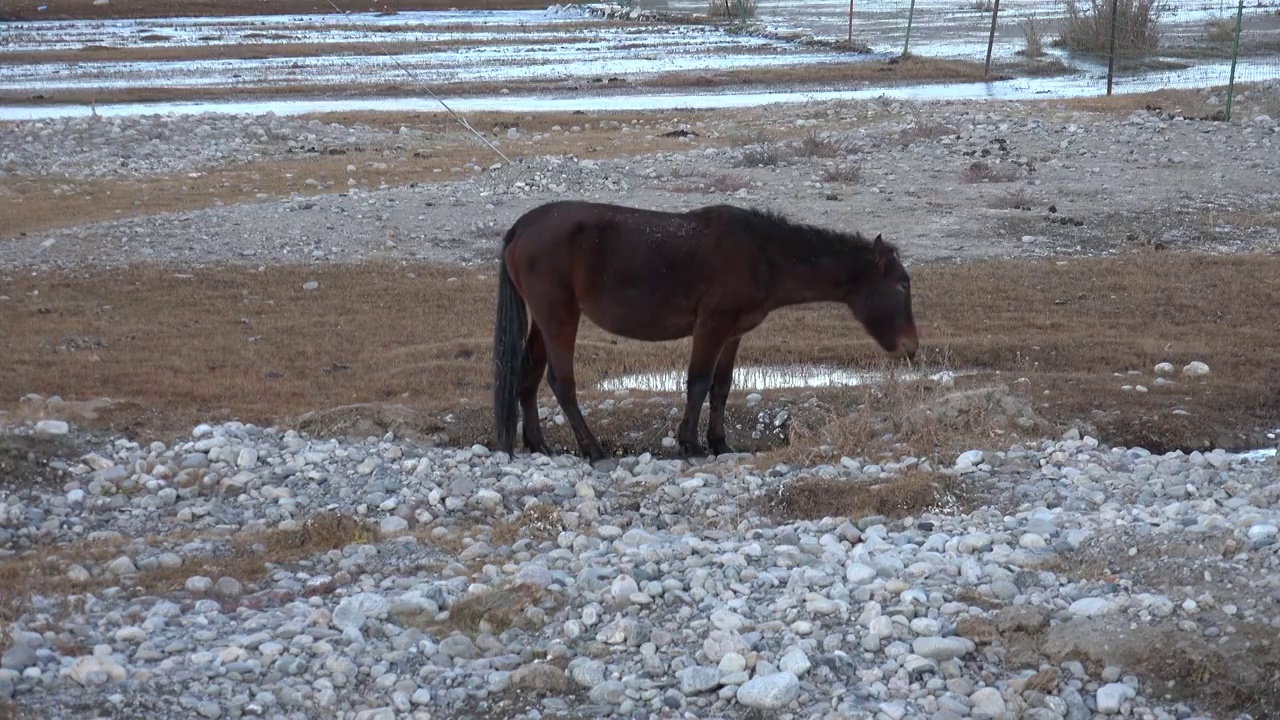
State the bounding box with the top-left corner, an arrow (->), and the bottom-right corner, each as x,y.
765,247 -> 874,310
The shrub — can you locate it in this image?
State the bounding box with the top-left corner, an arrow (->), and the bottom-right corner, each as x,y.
706,0 -> 757,19
1056,0 -> 1164,57
1020,16 -> 1046,58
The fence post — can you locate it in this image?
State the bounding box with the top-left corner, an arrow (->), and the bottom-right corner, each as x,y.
736,0 -> 744,24
1224,0 -> 1245,121
847,0 -> 854,45
903,0 -> 917,56
984,0 -> 1001,78
1106,0 -> 1120,95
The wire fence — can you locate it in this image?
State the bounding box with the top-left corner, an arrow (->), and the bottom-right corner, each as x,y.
658,0 -> 1280,117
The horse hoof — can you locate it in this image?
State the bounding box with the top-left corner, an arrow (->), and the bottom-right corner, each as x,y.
590,457 -> 618,473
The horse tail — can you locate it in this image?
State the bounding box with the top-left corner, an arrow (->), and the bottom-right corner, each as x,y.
492,223 -> 527,456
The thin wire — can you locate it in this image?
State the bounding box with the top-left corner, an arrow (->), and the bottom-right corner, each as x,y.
321,0 -> 512,164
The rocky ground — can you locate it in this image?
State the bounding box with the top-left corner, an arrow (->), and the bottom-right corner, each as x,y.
3,83 -> 1279,271
3,85 -> 1280,719
0,417 -> 1277,720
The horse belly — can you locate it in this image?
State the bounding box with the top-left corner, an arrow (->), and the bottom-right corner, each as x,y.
581,294 -> 697,342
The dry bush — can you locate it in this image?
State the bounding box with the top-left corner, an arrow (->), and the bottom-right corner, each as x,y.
706,0 -> 757,19
959,160 -> 1023,183
894,121 -> 958,147
762,469 -> 957,522
442,582 -> 550,634
1057,0 -> 1164,57
794,130 -> 855,159
1020,16 -> 1046,58
986,187 -> 1037,210
736,144 -> 786,167
1204,17 -> 1238,43
820,165 -> 863,184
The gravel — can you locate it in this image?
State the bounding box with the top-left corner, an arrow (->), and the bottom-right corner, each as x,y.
3,87 -> 1279,272
2,417 -> 1278,718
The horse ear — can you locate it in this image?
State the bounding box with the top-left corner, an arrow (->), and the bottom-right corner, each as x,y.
873,234 -> 891,275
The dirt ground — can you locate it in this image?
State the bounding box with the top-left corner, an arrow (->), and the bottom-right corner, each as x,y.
3,253 -> 1277,460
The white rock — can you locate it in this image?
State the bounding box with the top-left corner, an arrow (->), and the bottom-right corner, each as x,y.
778,647 -> 811,677
912,637 -> 974,661
955,449 -> 984,470
1068,597 -> 1116,617
1154,362 -> 1174,375
35,420 -> 70,436
1096,682 -> 1136,713
735,671 -> 800,710
1182,361 -> 1210,377
969,686 -> 1007,719
379,516 -> 409,535
333,592 -> 389,633
846,562 -> 877,585
1247,524 -> 1278,543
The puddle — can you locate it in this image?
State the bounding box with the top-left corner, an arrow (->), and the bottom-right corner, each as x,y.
597,364 -> 960,393
5,53 -> 1273,123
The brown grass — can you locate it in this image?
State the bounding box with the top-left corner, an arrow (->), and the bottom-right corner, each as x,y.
0,36 -> 591,65
0,512 -> 374,622
2,252 -> 1278,457
1,0 -> 551,21
441,582 -> 550,634
762,469 -> 957,522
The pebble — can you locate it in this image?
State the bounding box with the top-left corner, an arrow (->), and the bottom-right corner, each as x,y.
735,672 -> 800,710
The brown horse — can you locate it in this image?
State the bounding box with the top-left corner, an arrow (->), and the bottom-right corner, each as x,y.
492,200 -> 918,469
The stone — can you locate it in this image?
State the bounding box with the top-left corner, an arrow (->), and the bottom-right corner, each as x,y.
969,687 -> 1006,719
912,637 -> 975,661
680,666 -> 720,695
1096,682 -> 1136,713
1182,361 -> 1210,377
736,672 -> 800,710
34,420 -> 70,436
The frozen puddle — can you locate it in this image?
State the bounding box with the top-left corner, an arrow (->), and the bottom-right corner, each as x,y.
597,364 -> 960,393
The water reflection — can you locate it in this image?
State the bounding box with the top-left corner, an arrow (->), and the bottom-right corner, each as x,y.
597,364 -> 956,393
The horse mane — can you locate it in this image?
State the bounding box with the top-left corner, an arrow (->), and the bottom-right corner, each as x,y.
730,205 -> 888,269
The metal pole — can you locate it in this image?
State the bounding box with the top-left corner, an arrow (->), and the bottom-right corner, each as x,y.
848,0 -> 854,45
1106,0 -> 1120,95
904,0 -> 917,56
1224,0 -> 1246,121
984,0 -> 1001,78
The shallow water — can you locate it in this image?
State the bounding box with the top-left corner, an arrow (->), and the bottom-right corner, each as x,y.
6,54 -> 1273,122
596,364 -> 953,393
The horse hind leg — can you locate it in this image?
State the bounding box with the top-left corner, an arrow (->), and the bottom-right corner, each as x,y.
518,321 -> 551,455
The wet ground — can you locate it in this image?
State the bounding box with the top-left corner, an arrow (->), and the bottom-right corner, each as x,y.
2,0 -> 1278,121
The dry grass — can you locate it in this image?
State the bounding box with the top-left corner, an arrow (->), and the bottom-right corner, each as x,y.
0,512 -> 374,622
441,582 -> 550,634
2,252 -> 1278,457
761,469 -> 957,522
1056,0 -> 1164,57
794,130 -> 855,158
706,0 -> 757,19
1020,16 -> 1047,58
1,0 -> 551,21
1204,17 -> 1239,43
986,187 -> 1038,210
819,165 -> 863,184
0,36 -> 590,65
959,160 -> 1023,184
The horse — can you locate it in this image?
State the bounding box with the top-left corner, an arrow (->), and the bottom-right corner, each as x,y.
491,200 -> 918,469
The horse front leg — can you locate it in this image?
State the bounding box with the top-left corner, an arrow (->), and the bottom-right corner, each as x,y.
676,322 -> 731,459
707,336 -> 741,456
